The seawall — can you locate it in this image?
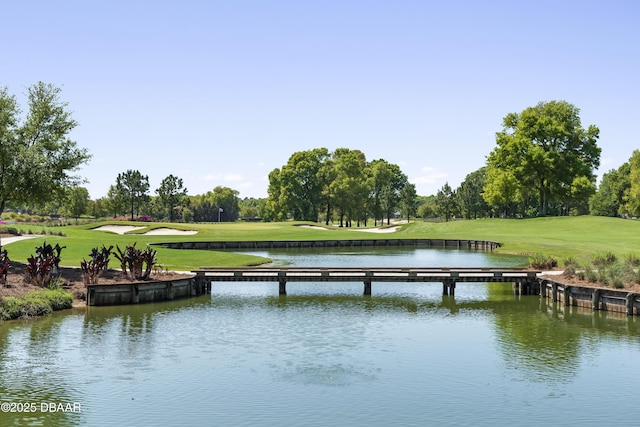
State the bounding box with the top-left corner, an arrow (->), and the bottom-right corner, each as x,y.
541,278 -> 640,315
86,276 -> 201,306
157,238 -> 501,251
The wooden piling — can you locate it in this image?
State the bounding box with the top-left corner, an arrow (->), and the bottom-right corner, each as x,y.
364,279 -> 372,296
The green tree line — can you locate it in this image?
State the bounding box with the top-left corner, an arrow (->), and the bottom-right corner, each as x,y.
4,82 -> 637,223
263,148 -> 417,226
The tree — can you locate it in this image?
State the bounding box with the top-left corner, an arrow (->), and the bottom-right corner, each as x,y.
436,182 -> 456,221
276,148 -> 330,221
209,186 -> 240,222
106,185 -> 127,218
589,163 -> 630,217
0,82 -> 91,212
567,176 -> 596,215
456,168 -> 489,219
63,186 -> 90,223
329,148 -> 369,227
416,195 -> 438,219
116,170 -> 150,220
156,174 -> 188,222
626,150 -> 640,216
399,183 -> 417,222
485,101 -> 600,216
367,160 -> 408,226
263,168 -> 286,222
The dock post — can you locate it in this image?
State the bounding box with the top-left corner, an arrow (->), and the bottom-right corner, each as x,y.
442,280 -> 455,296
563,286 -> 572,306
592,289 -> 601,311
363,279 -> 372,296
626,293 -> 636,316
132,285 -> 140,304
552,282 -> 558,302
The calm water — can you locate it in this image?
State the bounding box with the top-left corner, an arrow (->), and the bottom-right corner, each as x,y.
1,248 -> 639,426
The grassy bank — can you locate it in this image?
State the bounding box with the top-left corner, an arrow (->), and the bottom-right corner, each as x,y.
1,216 -> 637,270
0,288 -> 73,320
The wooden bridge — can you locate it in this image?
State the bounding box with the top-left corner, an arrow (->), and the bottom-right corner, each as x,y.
192,267 -> 540,296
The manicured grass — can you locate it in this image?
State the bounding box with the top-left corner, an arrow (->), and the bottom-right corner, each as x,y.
395,216 -> 640,264
2,216 -> 638,270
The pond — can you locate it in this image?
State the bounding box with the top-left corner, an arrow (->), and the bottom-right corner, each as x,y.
0,248 -> 638,426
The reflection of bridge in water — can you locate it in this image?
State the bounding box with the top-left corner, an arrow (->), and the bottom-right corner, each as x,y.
192,267 -> 540,296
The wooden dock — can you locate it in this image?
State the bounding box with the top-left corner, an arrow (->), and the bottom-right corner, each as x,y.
192,267 -> 540,296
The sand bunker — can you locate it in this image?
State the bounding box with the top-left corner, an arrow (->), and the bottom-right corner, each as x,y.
0,235 -> 40,245
93,225 -> 197,235
298,225 -> 333,231
143,227 -> 197,235
297,224 -> 399,233
350,226 -> 400,233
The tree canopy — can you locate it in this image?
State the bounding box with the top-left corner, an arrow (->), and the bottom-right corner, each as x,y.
0,82 -> 91,212
116,169 -> 150,220
485,101 -> 600,216
265,148 -> 413,225
156,174 -> 187,222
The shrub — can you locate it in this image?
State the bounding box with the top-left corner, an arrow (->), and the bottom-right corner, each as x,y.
562,257 -> 580,278
529,253 -> 558,270
0,289 -> 72,320
592,252 -> 617,268
26,241 -> 65,287
80,245 -> 113,284
611,277 -> 625,289
113,242 -> 157,281
624,253 -> 640,268
0,226 -> 19,236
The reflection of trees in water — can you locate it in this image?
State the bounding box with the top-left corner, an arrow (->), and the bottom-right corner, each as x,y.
0,315 -> 82,427
490,286 -> 640,384
493,303 -> 584,383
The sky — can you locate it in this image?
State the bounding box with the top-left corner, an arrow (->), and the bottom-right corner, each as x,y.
2,0 -> 639,200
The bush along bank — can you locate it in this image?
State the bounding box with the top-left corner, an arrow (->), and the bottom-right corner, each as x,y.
0,288 -> 73,321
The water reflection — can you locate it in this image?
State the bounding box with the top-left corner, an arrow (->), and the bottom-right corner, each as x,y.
0,315 -> 83,426
1,247 -> 639,426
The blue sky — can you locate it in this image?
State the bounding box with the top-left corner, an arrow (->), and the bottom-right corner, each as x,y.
3,0 -> 639,199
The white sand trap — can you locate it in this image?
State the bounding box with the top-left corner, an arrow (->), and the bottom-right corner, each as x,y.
298,224 -> 400,233
350,226 -> 400,233
93,225 -> 197,235
298,225 -> 333,231
93,225 -> 146,234
143,228 -> 197,235
0,235 -> 40,245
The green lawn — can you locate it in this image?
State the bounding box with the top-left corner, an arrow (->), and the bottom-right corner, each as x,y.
2,216 -> 637,270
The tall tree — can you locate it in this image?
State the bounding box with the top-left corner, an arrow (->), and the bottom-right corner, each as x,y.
277,148 -> 329,221
264,168 -> 287,222
436,182 -> 456,222
156,174 -> 188,222
456,168 -> 489,219
106,184 -> 126,218
329,148 -> 369,227
63,186 -> 89,223
399,183 -> 417,223
208,186 -> 240,222
485,101 -> 600,216
589,162 -> 630,217
116,170 -> 150,220
0,82 -> 91,212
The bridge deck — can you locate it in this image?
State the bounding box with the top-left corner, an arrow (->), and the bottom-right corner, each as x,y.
193,267 -> 539,283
